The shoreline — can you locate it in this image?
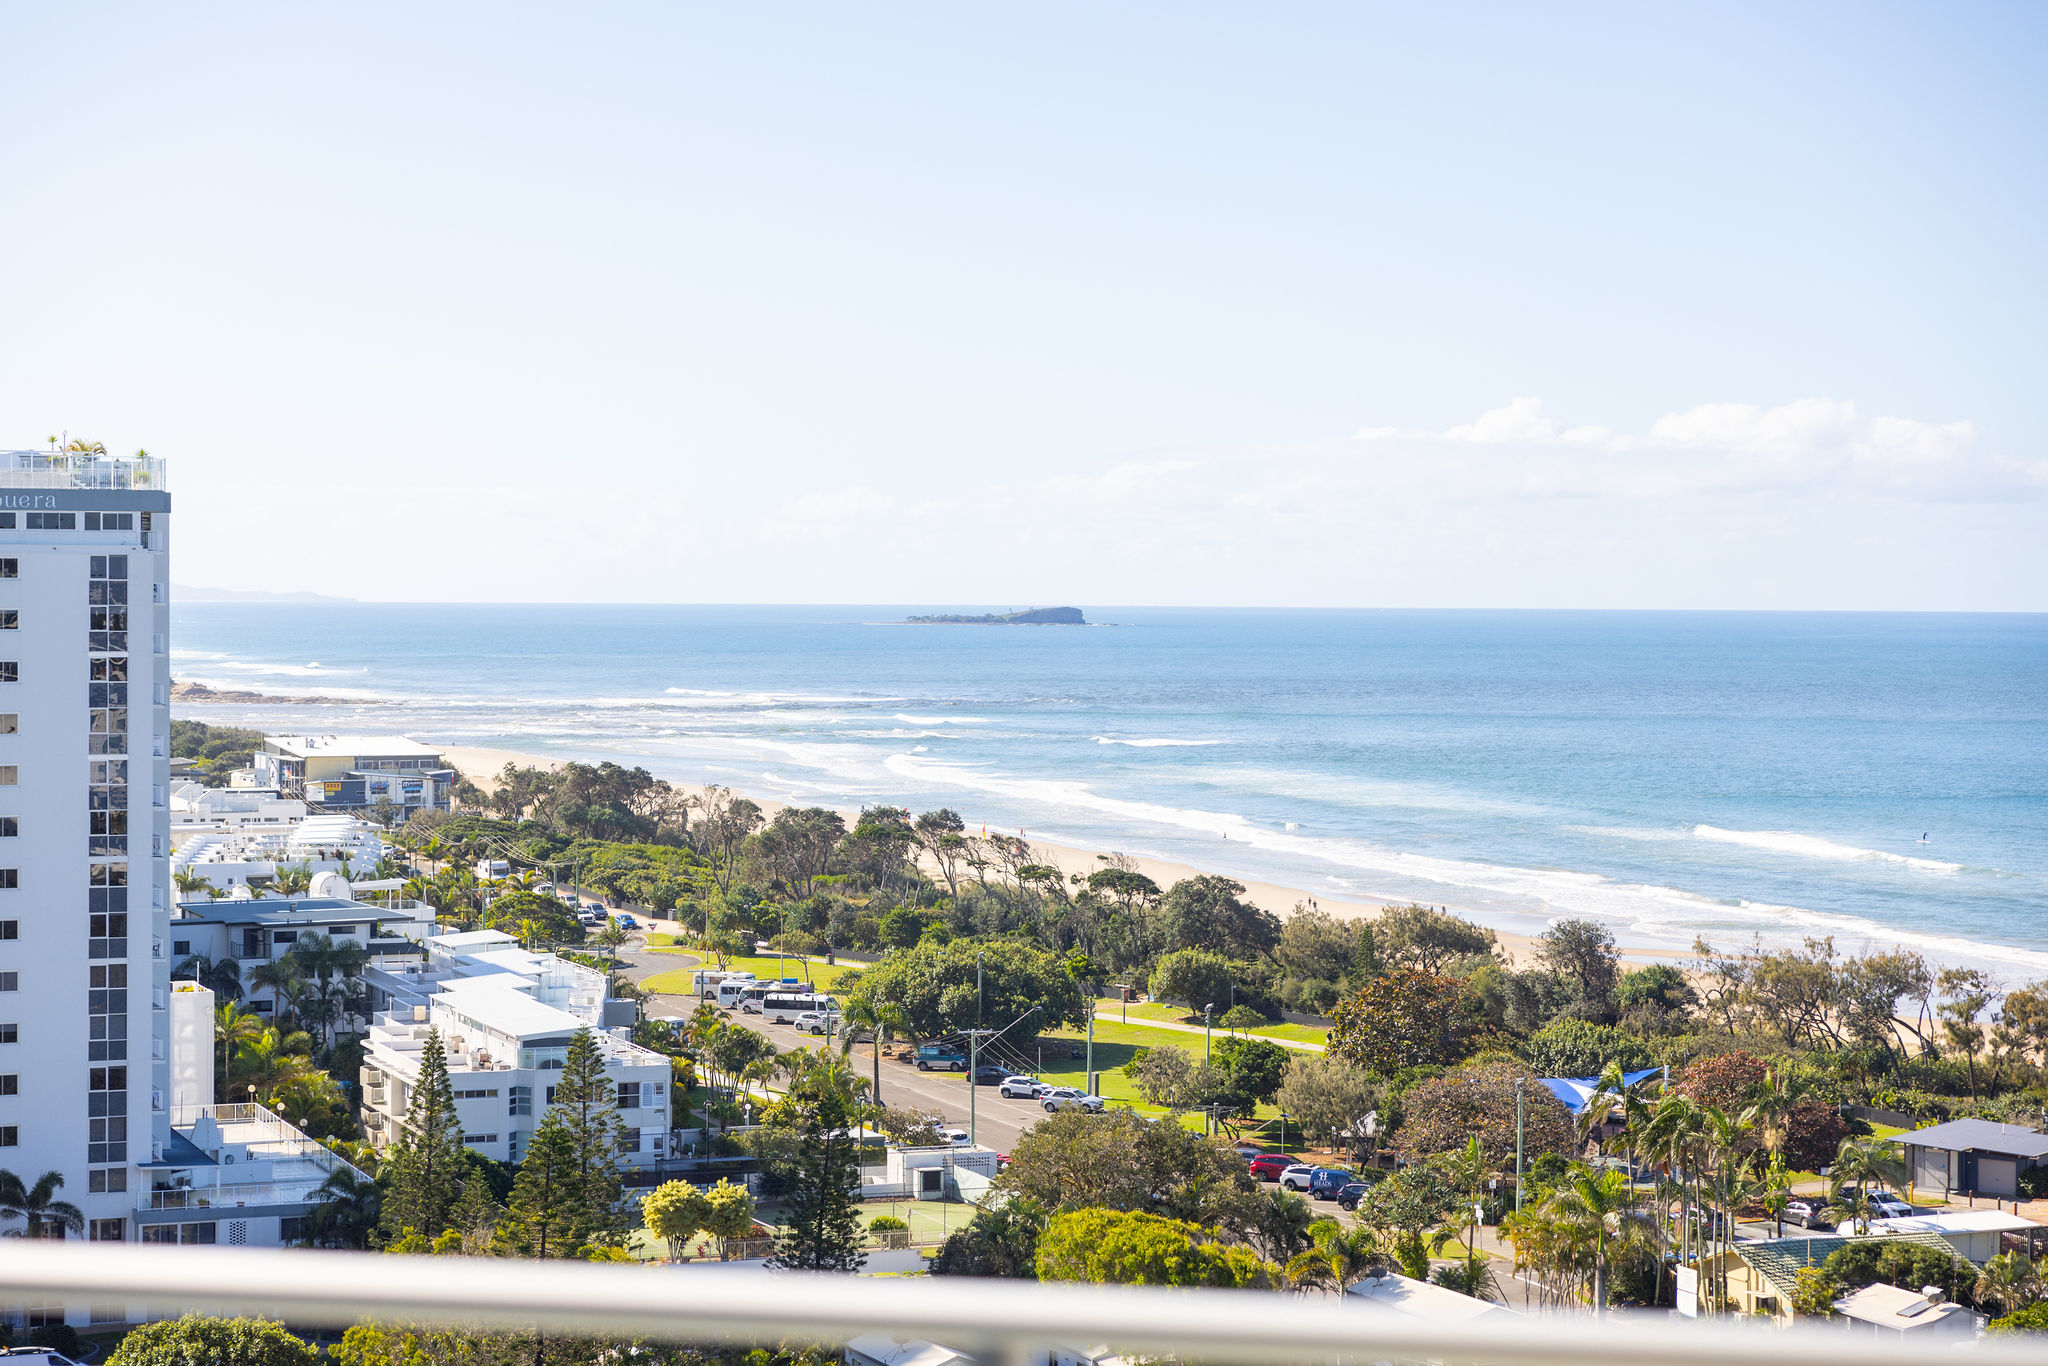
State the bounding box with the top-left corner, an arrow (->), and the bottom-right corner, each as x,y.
436,743 -> 1657,970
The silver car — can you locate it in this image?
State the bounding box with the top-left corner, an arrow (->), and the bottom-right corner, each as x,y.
998,1076 -> 1046,1099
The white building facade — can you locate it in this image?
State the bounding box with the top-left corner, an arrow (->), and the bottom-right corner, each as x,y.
0,449 -> 174,1254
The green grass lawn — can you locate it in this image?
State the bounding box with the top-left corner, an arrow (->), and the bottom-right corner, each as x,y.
641,953 -> 861,996
1099,999 -> 1329,1045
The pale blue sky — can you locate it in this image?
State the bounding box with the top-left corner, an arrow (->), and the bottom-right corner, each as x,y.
3,4 -> 2042,607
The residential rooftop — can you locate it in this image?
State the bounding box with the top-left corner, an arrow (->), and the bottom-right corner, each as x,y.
0,448 -> 166,490
263,735 -> 448,760
1885,1117 -> 2048,1158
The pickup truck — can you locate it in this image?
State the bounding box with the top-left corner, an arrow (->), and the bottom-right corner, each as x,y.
914,1045 -> 970,1072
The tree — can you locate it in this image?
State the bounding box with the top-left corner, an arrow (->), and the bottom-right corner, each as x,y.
1273,1053 -> 1381,1161
757,806 -> 847,897
1034,1209 -> 1271,1288
1374,905 -> 1498,974
699,1178 -> 759,1259
1147,948 -> 1236,1012
1519,1018 -> 1651,1079
498,1111 -> 582,1259
1824,1135 -> 1910,1236
305,1166 -> 381,1249
1537,919 -> 1621,1017
382,1027 -> 466,1240
1328,968 -> 1469,1073
911,809 -> 970,896
642,1179 -> 711,1261
1539,1166 -> 1660,1314
1208,1037 -> 1289,1113
1398,1062 -> 1576,1171
999,1107 -> 1251,1228
1219,1004 -> 1267,1031
766,1050 -> 868,1272
1275,906 -> 1360,983
1975,1252 -> 2043,1319
846,937 -> 1086,1041
0,1170 -> 82,1238
1157,876 -> 1280,959
552,1028 -> 627,1247
1125,1047 -> 1202,1113
482,890 -> 584,946
1936,967 -> 1994,1098
930,1195 -> 1048,1278
1359,1165 -> 1454,1280
1284,1218 -> 1384,1294
107,1316 -> 318,1366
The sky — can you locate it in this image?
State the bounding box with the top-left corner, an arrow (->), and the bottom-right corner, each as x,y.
2,3 -> 2043,608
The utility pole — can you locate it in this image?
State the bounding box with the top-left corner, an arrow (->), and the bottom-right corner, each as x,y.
1202,1004 -> 1216,1135
1085,992 -> 1095,1095
970,952 -> 984,1147
1514,1078 -> 1526,1213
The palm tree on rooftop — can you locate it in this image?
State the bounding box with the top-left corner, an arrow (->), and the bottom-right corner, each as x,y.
0,1170 -> 84,1240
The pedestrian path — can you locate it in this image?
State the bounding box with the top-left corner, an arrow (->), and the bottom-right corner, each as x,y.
1099,1012 -> 1325,1052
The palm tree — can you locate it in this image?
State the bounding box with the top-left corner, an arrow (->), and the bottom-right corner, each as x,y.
270,862 -> 315,898
247,956 -> 309,1030
837,999 -> 911,1104
173,951 -> 243,1003
1285,1219 -> 1384,1294
1430,1137 -> 1496,1289
229,1026 -> 316,1099
0,1170 -> 84,1239
1542,1166 -> 1661,1315
267,1074 -> 345,1132
1738,1067 -> 1810,1162
215,1003 -> 267,1101
1974,1251 -> 2043,1318
305,1166 -> 381,1249
173,869 -> 216,899
1824,1134 -> 1909,1236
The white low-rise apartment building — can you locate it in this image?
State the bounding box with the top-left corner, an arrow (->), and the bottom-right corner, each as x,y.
360,930 -> 671,1167
170,893 -> 428,1022
253,735 -> 456,816
173,803 -> 388,895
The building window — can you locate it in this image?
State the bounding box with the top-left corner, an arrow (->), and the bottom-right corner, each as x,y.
616,1082 -> 642,1110
462,1134 -> 499,1146
0,715 -> 13,734
508,1085 -> 532,1117
0,873 -> 15,890
0,1126 -> 17,1146
0,921 -> 16,939
0,974 -> 17,992
140,1222 -> 215,1245
0,560 -> 12,577
0,612 -> 14,630
0,768 -> 14,786
26,512 -> 76,530
0,1075 -> 16,1095
171,940 -> 189,957
87,1167 -> 125,1194
0,818 -> 15,836
0,664 -> 16,683
89,1219 -> 124,1243
278,1216 -> 307,1244
0,1024 -> 17,1044
453,1088 -> 499,1100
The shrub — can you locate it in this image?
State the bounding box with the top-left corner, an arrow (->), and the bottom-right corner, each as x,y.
109,1316 -> 318,1366
1989,1301 -> 2048,1334
868,1215 -> 908,1233
1518,1018 -> 1654,1078
1396,1061 -> 1575,1169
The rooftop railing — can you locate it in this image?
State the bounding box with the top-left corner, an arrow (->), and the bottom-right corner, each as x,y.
0,1243 -> 2035,1366
0,449 -> 165,490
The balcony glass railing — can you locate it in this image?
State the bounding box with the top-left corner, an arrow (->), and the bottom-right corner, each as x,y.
0,450 -> 166,490
0,1242 -> 2038,1366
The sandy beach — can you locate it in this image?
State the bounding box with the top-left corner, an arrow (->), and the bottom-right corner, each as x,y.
437,743 -> 1659,968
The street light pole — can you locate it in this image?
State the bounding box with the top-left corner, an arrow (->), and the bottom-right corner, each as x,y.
1085,994 -> 1095,1096
1202,1004 -> 1215,1136
1514,1078 -> 1526,1213
970,952 -> 984,1147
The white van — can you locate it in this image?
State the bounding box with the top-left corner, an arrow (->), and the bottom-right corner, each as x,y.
763,991 -> 832,1024
695,969 -> 752,996
735,984 -> 776,1014
714,976 -> 761,1009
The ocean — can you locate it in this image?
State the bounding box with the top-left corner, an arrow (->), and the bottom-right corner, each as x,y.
169,605 -> 2048,980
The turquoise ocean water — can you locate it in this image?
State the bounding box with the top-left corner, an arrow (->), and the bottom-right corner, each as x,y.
169,606 -> 2048,978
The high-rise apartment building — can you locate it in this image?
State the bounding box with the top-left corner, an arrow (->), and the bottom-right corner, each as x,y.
0,447 -> 172,1247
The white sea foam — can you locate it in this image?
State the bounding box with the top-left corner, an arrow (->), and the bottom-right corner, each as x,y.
893,714 -> 989,725
1092,736 -> 1224,747
1691,825 -> 1961,873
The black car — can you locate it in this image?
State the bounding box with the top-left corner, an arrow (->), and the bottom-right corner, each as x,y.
1336,1182 -> 1372,1211
971,1064 -> 1011,1085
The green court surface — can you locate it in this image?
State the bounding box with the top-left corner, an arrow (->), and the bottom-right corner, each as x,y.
1099,998 -> 1329,1044
641,953 -> 861,997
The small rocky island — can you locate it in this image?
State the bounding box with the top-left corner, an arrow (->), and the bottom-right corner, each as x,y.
906,607 -> 1087,625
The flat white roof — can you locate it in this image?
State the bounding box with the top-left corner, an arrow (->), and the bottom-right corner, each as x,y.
431,930 -> 521,950
434,980 -> 586,1039
1870,1210 -> 2042,1236
268,735 -> 446,759
1347,1273 -> 1521,1322
1830,1282 -> 1972,1330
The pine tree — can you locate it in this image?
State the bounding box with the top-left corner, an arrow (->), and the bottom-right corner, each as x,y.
497,1110 -> 581,1260
553,1028 -> 627,1246
766,1053 -> 867,1272
381,1027 -> 466,1240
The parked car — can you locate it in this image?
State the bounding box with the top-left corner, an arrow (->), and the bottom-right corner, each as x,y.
1041,1091 -> 1106,1114
1783,1199 -> 1831,1230
793,1010 -> 841,1036
1307,1168 -> 1355,1201
610,913 -> 639,929
1278,1164 -> 1318,1192
1868,1194 -> 1914,1219
1336,1182 -> 1372,1211
1231,1142 -> 1267,1160
915,1045 -> 970,1072
943,1128 -> 971,1147
971,1064 -> 1011,1085
1248,1154 -> 1295,1183
999,1076 -> 1048,1099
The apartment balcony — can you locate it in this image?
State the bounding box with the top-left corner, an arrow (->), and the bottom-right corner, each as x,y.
0,449 -> 166,490
0,1242 -> 2037,1366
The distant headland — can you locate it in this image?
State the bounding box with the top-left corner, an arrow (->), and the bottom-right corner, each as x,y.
906,607 -> 1087,625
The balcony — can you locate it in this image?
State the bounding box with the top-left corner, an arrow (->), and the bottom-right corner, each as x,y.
0,450 -> 165,490
0,1242 -> 2037,1366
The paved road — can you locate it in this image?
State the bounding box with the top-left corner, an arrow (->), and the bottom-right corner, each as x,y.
619,944 -> 1052,1153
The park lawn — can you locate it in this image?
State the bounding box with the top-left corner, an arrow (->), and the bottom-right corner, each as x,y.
1017,1019 -> 1285,1129
641,954 -> 861,997
1102,999 -> 1329,1045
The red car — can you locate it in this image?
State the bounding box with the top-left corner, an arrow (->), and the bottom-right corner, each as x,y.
1248,1154 -> 1294,1182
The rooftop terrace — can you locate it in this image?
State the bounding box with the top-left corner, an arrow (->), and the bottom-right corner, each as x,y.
0,448 -> 166,490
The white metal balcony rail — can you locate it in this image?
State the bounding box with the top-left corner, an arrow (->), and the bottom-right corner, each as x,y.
0,450 -> 165,490
0,1244 -> 2036,1366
